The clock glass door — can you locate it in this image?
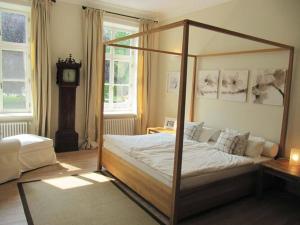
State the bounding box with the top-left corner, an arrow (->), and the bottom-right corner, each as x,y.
63,69 -> 76,82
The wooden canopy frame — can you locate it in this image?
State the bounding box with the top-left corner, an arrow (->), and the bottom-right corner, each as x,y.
99,19 -> 294,225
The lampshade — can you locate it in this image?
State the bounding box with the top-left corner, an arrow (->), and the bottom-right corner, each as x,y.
290,148 -> 300,165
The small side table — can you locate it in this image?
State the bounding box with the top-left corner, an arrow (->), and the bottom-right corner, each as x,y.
257,158 -> 300,198
147,127 -> 176,134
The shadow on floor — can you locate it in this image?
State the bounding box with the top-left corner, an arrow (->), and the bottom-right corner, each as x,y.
181,190 -> 300,225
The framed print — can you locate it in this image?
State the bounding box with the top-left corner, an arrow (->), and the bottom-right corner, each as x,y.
220,70 -> 249,102
196,70 -> 220,99
251,69 -> 286,106
164,117 -> 177,130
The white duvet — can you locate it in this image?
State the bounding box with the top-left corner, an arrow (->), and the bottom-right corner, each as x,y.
104,134 -> 254,179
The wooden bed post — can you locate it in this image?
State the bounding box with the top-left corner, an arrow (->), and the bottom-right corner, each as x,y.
98,19 -> 295,223
170,20 -> 190,225
189,57 -> 197,122
279,47 -> 294,156
98,44 -> 106,170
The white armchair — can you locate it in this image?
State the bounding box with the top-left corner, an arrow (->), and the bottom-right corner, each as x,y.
0,138 -> 21,184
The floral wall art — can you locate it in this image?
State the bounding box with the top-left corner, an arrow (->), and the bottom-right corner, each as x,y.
251,69 -> 286,106
220,70 -> 249,102
196,70 -> 220,99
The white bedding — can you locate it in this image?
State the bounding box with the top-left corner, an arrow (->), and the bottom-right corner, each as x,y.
104,134 -> 270,189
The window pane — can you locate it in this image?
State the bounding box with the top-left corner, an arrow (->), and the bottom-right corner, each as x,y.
2,50 -> 25,80
1,12 -> 26,43
114,61 -> 129,84
3,81 -> 26,110
104,84 -> 110,103
113,86 -> 129,103
104,28 -> 112,53
105,60 -> 110,83
114,31 -> 130,55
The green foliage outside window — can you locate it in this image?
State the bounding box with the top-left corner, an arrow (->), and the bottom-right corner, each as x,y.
1,12 -> 26,43
114,31 -> 130,55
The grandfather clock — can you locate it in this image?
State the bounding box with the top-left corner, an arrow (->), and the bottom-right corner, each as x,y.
55,54 -> 81,152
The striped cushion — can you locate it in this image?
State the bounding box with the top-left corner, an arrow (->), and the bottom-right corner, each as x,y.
184,122 -> 204,141
215,131 -> 239,154
225,129 -> 250,156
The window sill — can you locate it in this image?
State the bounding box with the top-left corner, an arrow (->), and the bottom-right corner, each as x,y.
0,113 -> 33,122
104,113 -> 137,119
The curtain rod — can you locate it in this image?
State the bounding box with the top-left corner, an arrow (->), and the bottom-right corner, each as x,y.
82,6 -> 158,23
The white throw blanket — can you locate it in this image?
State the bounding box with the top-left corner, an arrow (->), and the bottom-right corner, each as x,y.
104,134 -> 254,179
104,133 -> 176,152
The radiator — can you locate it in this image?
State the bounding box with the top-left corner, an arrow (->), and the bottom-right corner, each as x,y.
0,121 -> 29,138
104,118 -> 135,135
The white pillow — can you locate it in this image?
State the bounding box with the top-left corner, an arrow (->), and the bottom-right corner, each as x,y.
225,129 -> 250,156
215,131 -> 239,154
184,122 -> 204,141
198,127 -> 221,143
245,136 -> 265,158
262,141 -> 279,158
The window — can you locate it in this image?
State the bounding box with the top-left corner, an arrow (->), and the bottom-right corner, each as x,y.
103,22 -> 138,115
0,6 -> 31,114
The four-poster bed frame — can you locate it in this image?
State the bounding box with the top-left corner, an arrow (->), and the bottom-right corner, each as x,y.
99,20 -> 294,225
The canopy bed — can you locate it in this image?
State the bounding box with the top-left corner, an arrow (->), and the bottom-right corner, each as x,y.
98,20 -> 294,225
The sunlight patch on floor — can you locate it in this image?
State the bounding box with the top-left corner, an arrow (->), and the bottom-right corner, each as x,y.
59,162 -> 82,171
79,172 -> 114,183
43,176 -> 93,189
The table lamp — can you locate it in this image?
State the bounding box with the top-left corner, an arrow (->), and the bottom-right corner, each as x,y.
290,148 -> 300,165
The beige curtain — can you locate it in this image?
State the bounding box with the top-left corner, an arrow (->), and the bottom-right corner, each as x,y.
135,20 -> 156,134
82,8 -> 103,149
31,0 -> 52,137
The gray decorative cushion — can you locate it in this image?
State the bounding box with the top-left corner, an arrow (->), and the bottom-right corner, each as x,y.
225,129 -> 250,156
184,122 -> 204,141
215,131 -> 239,154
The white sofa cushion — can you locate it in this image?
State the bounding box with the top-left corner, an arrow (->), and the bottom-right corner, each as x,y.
0,138 -> 21,184
5,134 -> 53,152
4,134 -> 57,172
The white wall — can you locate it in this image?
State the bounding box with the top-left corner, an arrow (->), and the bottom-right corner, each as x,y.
153,0 -> 300,156
194,51 -> 288,143
50,2 -> 85,143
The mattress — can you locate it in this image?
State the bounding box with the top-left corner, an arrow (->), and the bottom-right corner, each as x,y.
104,134 -> 271,189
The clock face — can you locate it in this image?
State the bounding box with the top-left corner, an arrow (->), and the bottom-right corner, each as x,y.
63,69 -> 76,82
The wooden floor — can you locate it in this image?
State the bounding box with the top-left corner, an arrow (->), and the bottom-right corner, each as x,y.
182,190 -> 300,225
1,150 -> 300,225
0,150 -> 98,225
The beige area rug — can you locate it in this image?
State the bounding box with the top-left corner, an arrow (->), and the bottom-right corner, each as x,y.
18,172 -> 159,225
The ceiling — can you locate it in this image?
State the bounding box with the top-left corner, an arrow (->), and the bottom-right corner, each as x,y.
66,0 -> 233,20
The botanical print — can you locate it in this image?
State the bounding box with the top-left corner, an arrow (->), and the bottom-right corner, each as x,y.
220,70 -> 249,102
167,72 -> 179,93
251,69 -> 286,106
196,70 -> 220,99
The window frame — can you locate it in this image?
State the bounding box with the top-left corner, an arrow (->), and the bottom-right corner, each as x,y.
103,21 -> 138,115
0,6 -> 31,114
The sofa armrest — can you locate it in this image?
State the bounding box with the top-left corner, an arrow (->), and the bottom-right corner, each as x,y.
0,139 -> 21,154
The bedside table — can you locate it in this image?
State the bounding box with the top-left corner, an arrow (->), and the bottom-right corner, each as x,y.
147,127 -> 176,134
257,158 -> 300,198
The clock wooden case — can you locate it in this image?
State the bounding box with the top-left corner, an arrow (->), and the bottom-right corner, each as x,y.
55,54 -> 81,152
